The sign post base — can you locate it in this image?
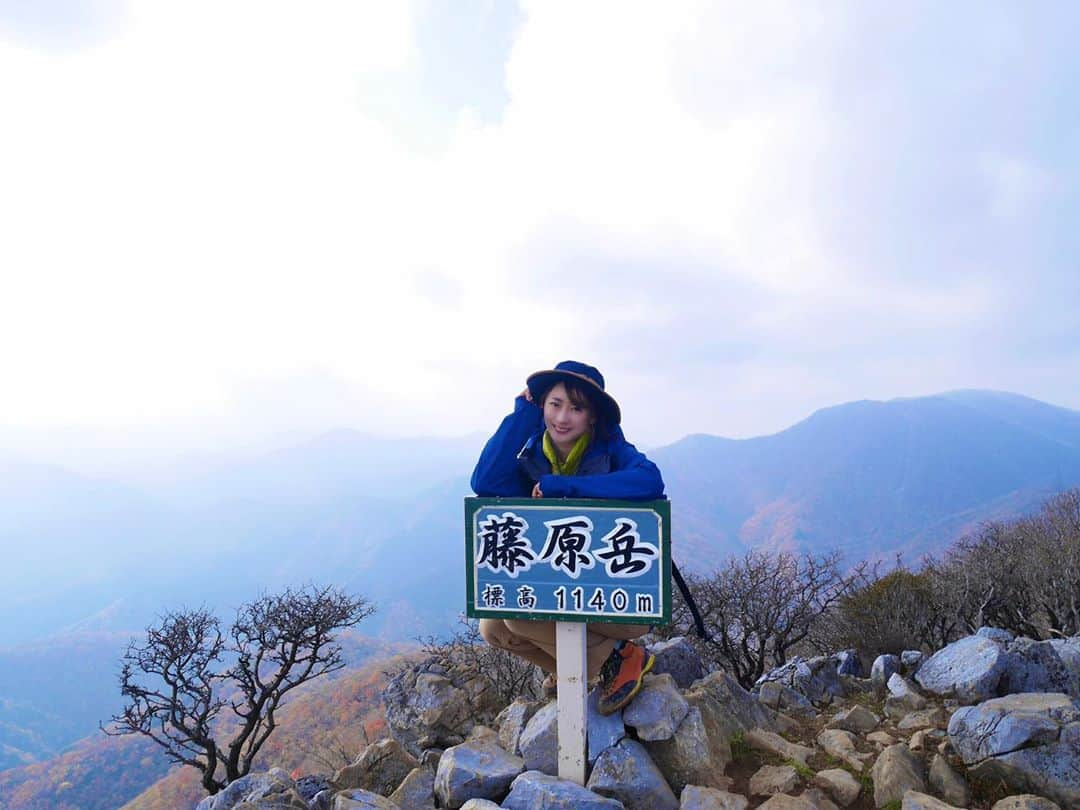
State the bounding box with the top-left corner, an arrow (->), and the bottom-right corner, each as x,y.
555,621 -> 587,785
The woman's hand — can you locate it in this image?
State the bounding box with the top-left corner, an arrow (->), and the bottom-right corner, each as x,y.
519,386 -> 533,403
532,483 -> 543,498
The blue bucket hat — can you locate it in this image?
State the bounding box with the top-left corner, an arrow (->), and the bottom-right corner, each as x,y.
526,360 -> 621,426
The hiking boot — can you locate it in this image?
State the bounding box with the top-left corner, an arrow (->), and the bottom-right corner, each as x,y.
597,640 -> 654,715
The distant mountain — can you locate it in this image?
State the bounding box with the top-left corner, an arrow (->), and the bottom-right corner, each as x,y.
2,388 -> 1078,783
653,390 -> 1080,570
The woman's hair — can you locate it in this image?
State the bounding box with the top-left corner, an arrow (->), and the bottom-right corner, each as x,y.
541,379 -> 609,439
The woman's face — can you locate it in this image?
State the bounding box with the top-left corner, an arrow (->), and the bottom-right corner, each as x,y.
543,382 -> 595,450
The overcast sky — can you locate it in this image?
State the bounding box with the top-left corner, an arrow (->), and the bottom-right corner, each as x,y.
1,0 -> 1077,451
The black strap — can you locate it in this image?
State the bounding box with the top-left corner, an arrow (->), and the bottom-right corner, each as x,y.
671,560 -> 713,642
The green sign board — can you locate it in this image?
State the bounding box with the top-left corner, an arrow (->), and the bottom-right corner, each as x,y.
464,497 -> 671,625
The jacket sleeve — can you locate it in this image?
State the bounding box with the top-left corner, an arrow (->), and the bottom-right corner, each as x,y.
537,429 -> 665,500
470,396 -> 543,496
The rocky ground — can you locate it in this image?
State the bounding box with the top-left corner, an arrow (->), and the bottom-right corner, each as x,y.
193,628 -> 1080,809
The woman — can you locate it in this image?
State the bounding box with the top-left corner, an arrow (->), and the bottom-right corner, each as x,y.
470,360 -> 665,714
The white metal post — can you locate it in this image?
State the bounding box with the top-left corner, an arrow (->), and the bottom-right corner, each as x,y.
555,621 -> 588,785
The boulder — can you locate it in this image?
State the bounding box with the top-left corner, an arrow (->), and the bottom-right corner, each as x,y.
871,655 -> 901,693
382,659 -> 502,756
755,655 -> 845,706
750,765 -> 800,797
759,681 -> 784,710
977,626 -> 1015,645
871,744 -> 926,808
497,698 -> 543,756
433,739 -> 524,808
649,636 -> 707,688
294,775 -> 333,803
519,701 -> 559,776
813,769 -> 862,807
915,635 -> 1011,704
816,728 -> 869,771
196,769 -> 306,810
901,651 -> 925,676
756,795 -> 822,810
387,766 -> 435,809
1002,637 -> 1080,699
333,738 -> 419,795
948,692 -> 1080,808
991,796 -> 1062,810
928,754 -> 969,808
896,707 -> 947,731
587,685 -> 627,765
623,673 -> 690,741
503,770 -> 624,809
746,728 -> 815,766
900,791 -> 960,810
460,801 -> 502,809
643,705 -> 731,793
587,738 -> 679,810
684,671 -> 778,738
331,789 -> 399,809
867,731 -> 897,747
827,705 -> 880,734
885,674 -> 929,718
907,729 -> 945,753
679,786 -> 748,810
799,788 -> 840,810
836,650 -> 862,677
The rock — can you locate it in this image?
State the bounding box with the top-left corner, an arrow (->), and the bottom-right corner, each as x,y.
777,686 -> 819,719
383,659 -> 502,756
991,796 -> 1062,810
756,795 -> 820,809
840,675 -> 874,695
750,765 -> 800,797
907,728 -> 945,752
827,705 -> 880,734
901,651 -> 925,676
503,770 -> 623,809
387,766 -> 435,809
334,738 -> 419,795
976,626 -> 1015,645
871,655 -> 901,693
885,674 -> 929,718
816,729 -> 869,772
836,650 -> 862,677
759,681 -> 784,710
497,698 -> 543,756
813,769 -> 862,807
295,775 -> 333,803
331,789 -> 400,809
643,705 -> 731,793
915,634 -> 1011,704
867,731 -> 897,747
684,671 -> 779,738
1002,637 -> 1080,699
871,744 -> 926,808
900,791 -> 960,809
756,655 -> 845,706
433,739 -> 525,808
311,790 -> 334,810
588,685 -> 627,765
746,728 -> 815,766
800,788 -> 839,810
679,785 -> 747,809
587,738 -> 679,810
196,770 -> 306,810
896,707 -> 947,730
623,673 -> 691,741
649,636 -> 707,688
519,701 -> 559,776
948,692 -> 1080,808
460,801 -> 502,809
928,754 -> 969,807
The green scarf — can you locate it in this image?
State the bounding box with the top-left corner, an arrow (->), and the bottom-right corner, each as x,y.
542,431 -> 591,476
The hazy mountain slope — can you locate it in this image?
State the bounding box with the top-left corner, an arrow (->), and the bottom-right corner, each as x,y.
654,390 -> 1080,570
0,649 -> 405,810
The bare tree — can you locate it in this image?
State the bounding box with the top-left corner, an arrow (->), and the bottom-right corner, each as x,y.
663,550 -> 859,689
104,585 -> 374,795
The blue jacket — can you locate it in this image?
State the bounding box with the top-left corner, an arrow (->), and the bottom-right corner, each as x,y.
470,396 -> 665,500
